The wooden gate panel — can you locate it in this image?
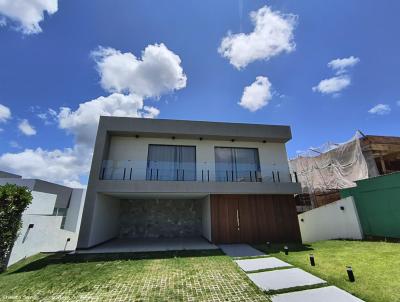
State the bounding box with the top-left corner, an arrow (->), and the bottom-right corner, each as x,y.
238,196 -> 257,242
211,194 -> 301,243
211,195 -> 240,243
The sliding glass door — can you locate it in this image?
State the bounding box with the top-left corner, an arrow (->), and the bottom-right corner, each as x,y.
215,147 -> 260,182
146,144 -> 196,181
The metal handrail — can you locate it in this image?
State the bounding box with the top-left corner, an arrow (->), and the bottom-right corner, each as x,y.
99,160 -> 299,183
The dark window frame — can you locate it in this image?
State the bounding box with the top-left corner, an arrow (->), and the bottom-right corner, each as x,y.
146,144 -> 197,181
214,146 -> 261,182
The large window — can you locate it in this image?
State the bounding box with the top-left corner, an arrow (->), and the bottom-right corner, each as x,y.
215,147 -> 261,182
146,144 -> 196,181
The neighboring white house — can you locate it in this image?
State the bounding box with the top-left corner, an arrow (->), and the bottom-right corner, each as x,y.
0,171 -> 85,267
78,117 -> 302,249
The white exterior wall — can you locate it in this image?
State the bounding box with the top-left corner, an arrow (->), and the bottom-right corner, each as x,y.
25,191 -> 55,215
8,215 -> 75,266
7,189 -> 86,267
107,136 -> 291,182
298,197 -> 363,243
88,194 -> 120,247
64,189 -> 86,232
201,195 -> 212,241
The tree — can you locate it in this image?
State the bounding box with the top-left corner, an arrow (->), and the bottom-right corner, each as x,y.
0,184 -> 32,272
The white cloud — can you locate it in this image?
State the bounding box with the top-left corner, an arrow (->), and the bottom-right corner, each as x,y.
0,0 -> 58,34
62,179 -> 87,189
396,100 -> 400,106
0,147 -> 88,187
37,108 -> 58,125
37,113 -> 46,120
238,76 -> 272,112
0,42 -> 184,187
18,119 -> 36,136
218,5 -> 297,69
328,56 -> 360,74
312,75 -> 351,95
368,104 -> 391,115
142,106 -> 160,118
9,140 -> 21,148
0,103 -> 11,122
0,93 -> 160,186
58,93 -> 159,148
314,56 -> 359,95
92,43 -> 187,98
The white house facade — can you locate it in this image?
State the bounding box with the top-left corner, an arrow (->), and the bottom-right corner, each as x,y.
78,117 -> 302,249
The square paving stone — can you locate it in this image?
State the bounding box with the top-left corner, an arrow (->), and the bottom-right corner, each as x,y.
219,244 -> 266,258
271,286 -> 364,302
235,257 -> 292,272
248,268 -> 326,291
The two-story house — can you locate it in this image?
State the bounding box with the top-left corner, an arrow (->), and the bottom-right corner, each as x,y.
77,117 -> 301,250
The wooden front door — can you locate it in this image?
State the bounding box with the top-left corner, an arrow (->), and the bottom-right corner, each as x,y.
210,195 -> 253,243
210,195 -> 240,243
210,194 -> 301,244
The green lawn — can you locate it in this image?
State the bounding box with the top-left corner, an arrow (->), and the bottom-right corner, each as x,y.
2,241 -> 398,301
254,240 -> 400,302
0,250 -> 269,302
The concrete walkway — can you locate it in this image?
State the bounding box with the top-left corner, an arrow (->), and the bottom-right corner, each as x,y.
248,268 -> 326,291
219,244 -> 267,258
219,244 -> 364,302
271,286 -> 364,302
235,257 -> 292,272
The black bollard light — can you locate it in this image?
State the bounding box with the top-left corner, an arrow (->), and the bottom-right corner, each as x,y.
284,246 -> 289,255
347,266 -> 355,282
266,242 -> 271,248
309,254 -> 315,266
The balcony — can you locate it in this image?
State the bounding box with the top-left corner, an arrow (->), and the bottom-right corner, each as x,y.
99,160 -> 298,183
96,160 -> 301,196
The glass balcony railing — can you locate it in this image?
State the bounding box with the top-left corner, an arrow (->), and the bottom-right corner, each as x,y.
99,160 -> 298,183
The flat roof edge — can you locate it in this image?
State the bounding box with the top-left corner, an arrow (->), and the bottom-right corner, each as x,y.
99,116 -> 292,143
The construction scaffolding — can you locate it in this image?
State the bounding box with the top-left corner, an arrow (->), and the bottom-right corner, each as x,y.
290,132 -> 400,211
289,132 -> 370,209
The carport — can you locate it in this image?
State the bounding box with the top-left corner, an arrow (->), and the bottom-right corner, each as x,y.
77,193 -> 215,253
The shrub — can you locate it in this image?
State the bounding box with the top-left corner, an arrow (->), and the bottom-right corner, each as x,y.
0,184 -> 32,273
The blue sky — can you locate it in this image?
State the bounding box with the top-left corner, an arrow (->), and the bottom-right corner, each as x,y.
0,0 -> 399,186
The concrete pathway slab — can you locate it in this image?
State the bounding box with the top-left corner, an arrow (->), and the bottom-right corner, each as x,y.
248,268 -> 326,291
219,244 -> 266,258
271,286 -> 364,302
75,237 -> 217,254
235,257 -> 292,272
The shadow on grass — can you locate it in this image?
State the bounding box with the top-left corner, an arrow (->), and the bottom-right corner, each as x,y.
9,249 -> 224,274
253,242 -> 314,254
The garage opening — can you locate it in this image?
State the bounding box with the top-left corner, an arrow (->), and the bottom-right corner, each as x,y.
76,195 -> 216,254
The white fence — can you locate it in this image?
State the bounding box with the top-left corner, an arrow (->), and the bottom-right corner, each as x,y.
298,197 -> 363,243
